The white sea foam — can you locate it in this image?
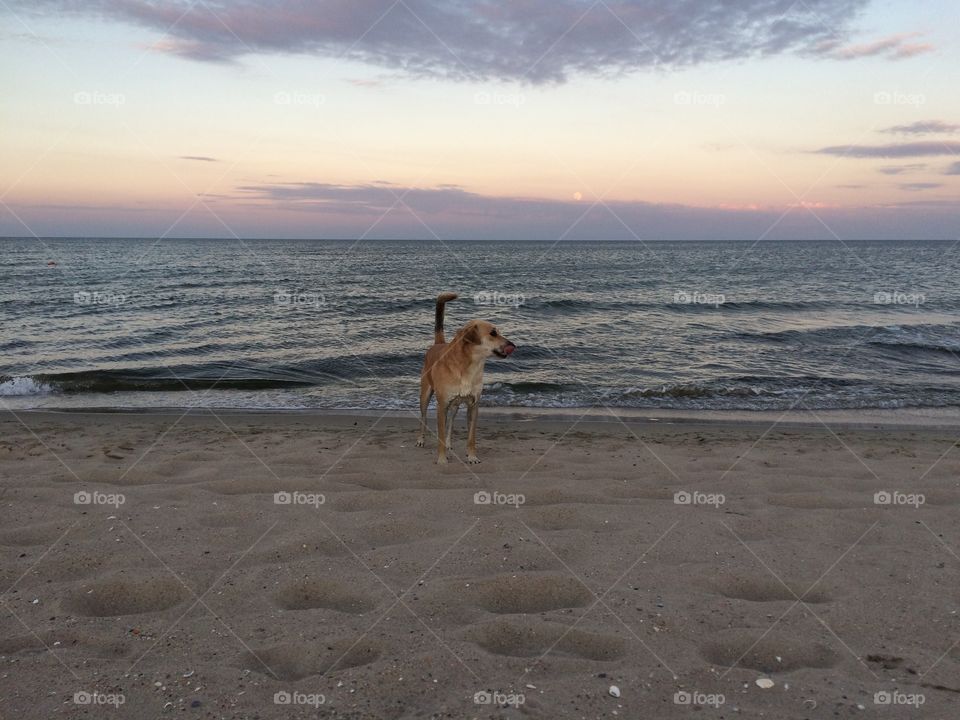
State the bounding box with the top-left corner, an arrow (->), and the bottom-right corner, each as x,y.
0,376 -> 54,396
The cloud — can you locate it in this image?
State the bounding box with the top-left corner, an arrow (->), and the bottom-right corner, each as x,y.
820,31 -> 934,60
877,164 -> 926,175
348,79 -> 384,88
18,0 -> 870,83
946,162 -> 960,176
815,142 -> 960,158
891,42 -> 935,59
899,182 -> 942,192
226,179 -> 960,240
881,120 -> 960,135
8,181 -> 960,239
237,181 -> 540,216
179,155 -> 219,162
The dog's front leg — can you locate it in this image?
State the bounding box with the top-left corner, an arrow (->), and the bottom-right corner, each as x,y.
445,400 -> 460,453
435,394 -> 449,464
466,400 -> 480,464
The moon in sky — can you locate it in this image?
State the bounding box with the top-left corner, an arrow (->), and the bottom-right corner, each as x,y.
573,191 -> 582,201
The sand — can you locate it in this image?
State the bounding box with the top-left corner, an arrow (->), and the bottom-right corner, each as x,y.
1,408 -> 959,719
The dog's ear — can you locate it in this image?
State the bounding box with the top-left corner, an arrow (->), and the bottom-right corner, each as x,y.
462,322 -> 480,345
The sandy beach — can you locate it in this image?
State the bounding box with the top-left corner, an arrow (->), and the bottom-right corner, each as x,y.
2,409 -> 960,718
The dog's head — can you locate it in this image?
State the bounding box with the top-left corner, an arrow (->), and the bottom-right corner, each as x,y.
460,320 -> 516,359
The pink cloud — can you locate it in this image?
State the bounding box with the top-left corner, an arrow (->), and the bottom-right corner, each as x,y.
826,32 -> 934,61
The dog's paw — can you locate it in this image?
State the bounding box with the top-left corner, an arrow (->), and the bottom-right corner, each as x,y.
466,455 -> 481,464
436,455 -> 448,465
415,437 -> 424,447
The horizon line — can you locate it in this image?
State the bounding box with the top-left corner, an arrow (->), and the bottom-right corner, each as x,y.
3,236 -> 957,243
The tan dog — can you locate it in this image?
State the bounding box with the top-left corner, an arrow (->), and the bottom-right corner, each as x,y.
416,292 -> 516,464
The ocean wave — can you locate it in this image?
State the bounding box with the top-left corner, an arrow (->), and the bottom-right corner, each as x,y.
0,371 -> 314,394
737,322 -> 960,346
513,297 -> 855,315
0,376 -> 55,396
0,349 -> 425,394
482,377 -> 960,411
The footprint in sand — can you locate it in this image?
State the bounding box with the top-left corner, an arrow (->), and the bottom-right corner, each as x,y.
65,575 -> 188,617
274,578 -> 377,614
463,619 -> 625,660
766,493 -> 864,510
239,639 -> 381,680
522,504 -> 621,532
711,574 -> 832,603
242,537 -> 347,565
468,573 -> 593,614
700,630 -> 838,672
0,521 -> 70,547
0,630 -> 80,656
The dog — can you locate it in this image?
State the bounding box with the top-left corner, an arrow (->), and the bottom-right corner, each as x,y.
416,292 -> 516,464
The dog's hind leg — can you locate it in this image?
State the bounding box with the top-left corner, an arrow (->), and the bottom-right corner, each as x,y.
466,400 -> 480,464
416,378 -> 432,447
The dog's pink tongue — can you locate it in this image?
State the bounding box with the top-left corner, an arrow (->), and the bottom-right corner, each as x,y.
503,344 -> 516,355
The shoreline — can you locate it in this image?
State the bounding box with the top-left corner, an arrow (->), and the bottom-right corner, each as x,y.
5,403 -> 960,431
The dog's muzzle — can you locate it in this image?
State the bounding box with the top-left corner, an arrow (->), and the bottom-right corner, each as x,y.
494,342 -> 516,358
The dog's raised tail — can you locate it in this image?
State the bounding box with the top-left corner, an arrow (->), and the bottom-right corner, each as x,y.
434,292 -> 458,344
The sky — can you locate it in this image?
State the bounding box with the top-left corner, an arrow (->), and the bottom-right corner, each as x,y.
1,0 -> 958,240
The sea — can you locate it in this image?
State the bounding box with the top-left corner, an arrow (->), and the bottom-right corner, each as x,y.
2,238 -> 958,414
